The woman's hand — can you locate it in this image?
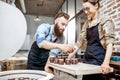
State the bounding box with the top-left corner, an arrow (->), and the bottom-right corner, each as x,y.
101,63 -> 111,74
68,53 -> 75,59
68,46 -> 79,59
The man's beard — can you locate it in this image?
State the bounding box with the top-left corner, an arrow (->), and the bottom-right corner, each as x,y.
54,23 -> 63,37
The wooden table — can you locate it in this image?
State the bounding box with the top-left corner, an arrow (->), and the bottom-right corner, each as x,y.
48,62 -> 113,80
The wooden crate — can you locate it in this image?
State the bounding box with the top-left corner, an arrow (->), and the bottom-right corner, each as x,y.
2,57 -> 27,71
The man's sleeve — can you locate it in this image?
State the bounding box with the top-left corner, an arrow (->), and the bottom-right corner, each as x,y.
35,23 -> 50,48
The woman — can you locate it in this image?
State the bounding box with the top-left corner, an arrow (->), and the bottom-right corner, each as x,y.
68,0 -> 115,80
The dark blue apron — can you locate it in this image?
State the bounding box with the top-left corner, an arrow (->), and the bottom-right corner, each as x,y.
82,24 -> 106,80
83,24 -> 106,65
27,41 -> 49,70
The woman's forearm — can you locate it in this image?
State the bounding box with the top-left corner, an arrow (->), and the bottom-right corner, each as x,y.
103,43 -> 113,64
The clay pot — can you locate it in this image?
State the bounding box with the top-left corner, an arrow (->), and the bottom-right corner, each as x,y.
49,56 -> 55,63
54,58 -> 59,64
57,52 -> 68,59
71,58 -> 78,64
65,58 -> 71,65
8,77 -> 36,80
57,54 -> 62,59
18,77 -> 25,80
61,54 -> 68,59
58,59 -> 64,65
77,58 -> 81,62
8,78 -> 16,80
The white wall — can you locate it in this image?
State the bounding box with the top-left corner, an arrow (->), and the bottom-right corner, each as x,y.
76,0 -> 82,13
21,0 -> 84,50
20,15 -> 54,50
67,0 -> 75,46
60,0 -> 83,45
61,1 -> 68,44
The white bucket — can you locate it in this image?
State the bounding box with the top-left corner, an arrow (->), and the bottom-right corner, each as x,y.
0,70 -> 54,80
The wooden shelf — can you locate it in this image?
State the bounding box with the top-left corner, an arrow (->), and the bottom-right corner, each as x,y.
110,61 -> 120,66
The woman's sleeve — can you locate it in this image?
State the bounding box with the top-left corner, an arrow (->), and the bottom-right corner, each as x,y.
103,20 -> 115,45
76,22 -> 87,49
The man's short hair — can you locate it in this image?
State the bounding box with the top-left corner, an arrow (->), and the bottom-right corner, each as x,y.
55,12 -> 70,20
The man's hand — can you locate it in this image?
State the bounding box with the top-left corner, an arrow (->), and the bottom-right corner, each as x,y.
45,66 -> 53,74
101,63 -> 111,74
58,44 -> 74,53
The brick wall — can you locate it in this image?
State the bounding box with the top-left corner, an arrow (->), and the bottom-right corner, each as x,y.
99,0 -> 120,52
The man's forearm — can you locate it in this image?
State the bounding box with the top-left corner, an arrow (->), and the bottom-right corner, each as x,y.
41,40 -> 61,50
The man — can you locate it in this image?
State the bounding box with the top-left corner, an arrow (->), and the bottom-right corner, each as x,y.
27,12 -> 74,72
